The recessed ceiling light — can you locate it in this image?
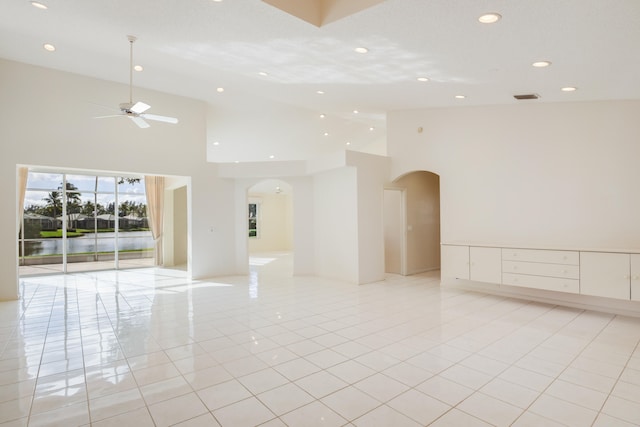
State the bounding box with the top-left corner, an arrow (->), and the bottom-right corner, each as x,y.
258,71 -> 268,77
216,87 -> 225,93
455,95 -> 466,99
369,127 -> 375,131
532,61 -> 551,68
133,65 -> 143,72
353,110 -> 359,114
31,1 -> 48,9
234,160 -> 239,163
211,0 -> 223,2
43,43 -> 56,52
269,155 -> 275,159
561,86 -> 577,92
324,132 -> 329,136
417,77 -> 430,82
354,47 -> 369,54
212,141 -> 220,146
319,114 -> 326,119
478,13 -> 501,24
346,142 -> 351,146
316,90 -> 325,95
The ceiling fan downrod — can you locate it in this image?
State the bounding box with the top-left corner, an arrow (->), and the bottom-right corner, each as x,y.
127,35 -> 137,105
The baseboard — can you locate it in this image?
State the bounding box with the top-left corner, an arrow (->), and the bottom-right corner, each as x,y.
442,278 -> 640,318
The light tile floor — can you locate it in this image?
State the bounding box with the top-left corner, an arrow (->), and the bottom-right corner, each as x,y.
1,253 -> 639,426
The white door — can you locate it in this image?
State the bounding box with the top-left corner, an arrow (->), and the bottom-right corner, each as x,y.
384,189 -> 405,274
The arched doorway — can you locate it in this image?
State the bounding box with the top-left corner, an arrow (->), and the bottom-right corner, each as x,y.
384,171 -> 441,275
246,179 -> 294,277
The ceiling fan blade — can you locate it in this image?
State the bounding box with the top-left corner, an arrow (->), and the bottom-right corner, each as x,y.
94,114 -> 124,119
140,113 -> 179,124
130,101 -> 151,114
129,116 -> 150,128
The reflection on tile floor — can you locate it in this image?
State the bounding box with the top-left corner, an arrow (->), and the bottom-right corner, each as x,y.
19,257 -> 155,277
1,252 -> 639,426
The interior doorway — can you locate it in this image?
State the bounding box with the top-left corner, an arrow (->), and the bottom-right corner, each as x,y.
247,179 -> 294,277
385,171 -> 441,275
163,183 -> 188,269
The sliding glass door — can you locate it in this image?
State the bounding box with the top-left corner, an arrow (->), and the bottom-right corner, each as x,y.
19,170 -> 154,276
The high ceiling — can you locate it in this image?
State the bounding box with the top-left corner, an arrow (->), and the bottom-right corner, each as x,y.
2,0 -> 639,159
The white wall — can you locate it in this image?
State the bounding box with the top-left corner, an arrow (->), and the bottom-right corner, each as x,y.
349,151 -> 389,284
388,101 -> 640,251
311,151 -> 389,285
314,166 -> 359,283
0,59 -> 236,300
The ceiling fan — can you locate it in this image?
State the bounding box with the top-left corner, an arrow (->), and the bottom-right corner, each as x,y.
95,35 -> 178,129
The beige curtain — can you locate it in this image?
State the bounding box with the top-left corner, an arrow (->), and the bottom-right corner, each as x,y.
17,167 -> 29,232
145,176 -> 165,266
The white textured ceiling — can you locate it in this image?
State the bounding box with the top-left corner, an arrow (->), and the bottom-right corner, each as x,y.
1,0 -> 639,159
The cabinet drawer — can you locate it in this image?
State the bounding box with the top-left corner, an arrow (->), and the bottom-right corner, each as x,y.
502,249 -> 579,265
503,273 -> 579,294
503,261 -> 579,279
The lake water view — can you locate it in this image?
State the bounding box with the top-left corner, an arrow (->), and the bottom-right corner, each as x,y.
24,231 -> 154,256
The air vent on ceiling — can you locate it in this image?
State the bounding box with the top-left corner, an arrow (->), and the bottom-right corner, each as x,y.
514,93 -> 540,100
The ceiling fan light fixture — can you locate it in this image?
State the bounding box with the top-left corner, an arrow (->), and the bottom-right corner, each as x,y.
93,35 -> 179,129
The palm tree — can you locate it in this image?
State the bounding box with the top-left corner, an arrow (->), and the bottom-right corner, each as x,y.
43,191 -> 62,226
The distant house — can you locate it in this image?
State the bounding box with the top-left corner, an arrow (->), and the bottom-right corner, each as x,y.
23,213 -> 59,231
120,214 -> 148,229
96,214 -> 116,229
59,213 -> 88,230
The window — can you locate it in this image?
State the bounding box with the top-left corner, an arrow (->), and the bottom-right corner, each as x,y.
248,202 -> 259,238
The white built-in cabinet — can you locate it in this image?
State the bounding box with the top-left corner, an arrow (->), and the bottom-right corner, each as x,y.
502,249 -> 579,294
440,245 -> 502,283
441,245 -> 469,280
441,244 -> 640,302
632,255 -> 640,301
470,247 -> 502,283
580,252 -> 640,300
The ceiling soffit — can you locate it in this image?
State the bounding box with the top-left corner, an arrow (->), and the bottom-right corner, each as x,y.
262,0 -> 388,26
